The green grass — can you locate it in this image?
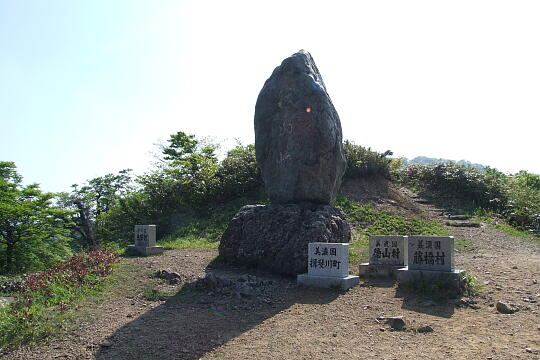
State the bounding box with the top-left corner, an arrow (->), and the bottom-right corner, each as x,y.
455,238 -> 474,252
495,223 -> 538,240
143,287 -> 171,301
160,235 -> 220,250
348,230 -> 369,267
156,199 -> 259,250
0,277 -> 109,352
477,215 -> 540,242
336,196 -> 449,237
336,196 -> 450,266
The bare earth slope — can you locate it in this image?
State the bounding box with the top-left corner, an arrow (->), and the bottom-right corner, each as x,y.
5,186 -> 540,360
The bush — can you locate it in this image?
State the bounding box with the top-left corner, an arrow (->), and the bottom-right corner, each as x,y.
0,250 -> 119,351
218,144 -> 261,199
0,276 -> 25,294
400,163 -> 540,234
505,171 -> 540,233
343,141 -> 393,179
400,163 -> 507,210
98,142 -> 263,244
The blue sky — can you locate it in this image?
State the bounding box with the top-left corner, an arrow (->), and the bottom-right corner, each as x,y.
1,1 -> 539,192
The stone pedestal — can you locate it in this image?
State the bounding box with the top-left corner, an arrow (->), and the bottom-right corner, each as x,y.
359,263 -> 404,278
219,204 -> 351,276
127,245 -> 164,256
396,268 -> 468,290
296,243 -> 359,290
297,274 -> 359,290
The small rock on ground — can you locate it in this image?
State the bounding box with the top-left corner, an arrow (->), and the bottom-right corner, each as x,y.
417,324 -> 434,333
384,316 -> 407,330
496,300 -> 518,314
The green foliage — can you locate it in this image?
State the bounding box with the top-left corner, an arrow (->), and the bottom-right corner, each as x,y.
0,250 -> 118,351
57,169 -> 133,251
162,131 -> 199,161
455,238 -> 474,252
98,133 -> 263,244
159,198 -> 262,249
343,140 -> 393,179
400,163 -> 540,235
406,156 -> 486,171
400,163 -> 507,210
218,144 -> 261,199
0,162 -> 73,275
505,171 -> 540,232
0,275 -> 25,294
347,233 -> 368,267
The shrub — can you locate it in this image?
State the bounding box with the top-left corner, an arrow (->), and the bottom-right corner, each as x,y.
217,144 -> 261,199
0,276 -> 25,294
400,163 -> 507,210
0,250 -> 119,351
505,171 -> 540,233
400,163 -> 540,234
343,141 -> 393,179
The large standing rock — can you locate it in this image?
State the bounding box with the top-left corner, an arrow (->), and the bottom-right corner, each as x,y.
219,204 -> 351,276
255,50 -> 346,205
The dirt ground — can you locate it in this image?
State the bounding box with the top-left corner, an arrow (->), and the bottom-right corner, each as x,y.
4,185 -> 540,360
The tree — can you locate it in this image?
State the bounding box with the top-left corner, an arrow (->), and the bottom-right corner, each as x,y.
59,169 -> 133,251
218,144 -> 261,199
0,162 -> 72,274
141,131 -> 221,206
162,131 -> 198,162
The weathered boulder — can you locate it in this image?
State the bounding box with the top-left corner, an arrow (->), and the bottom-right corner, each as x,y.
254,50 -> 346,205
218,204 -> 351,275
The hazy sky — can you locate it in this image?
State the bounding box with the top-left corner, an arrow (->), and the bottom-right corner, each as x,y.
1,1 -> 539,192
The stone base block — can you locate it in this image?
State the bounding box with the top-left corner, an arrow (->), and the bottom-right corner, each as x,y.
128,245 -> 165,256
396,268 -> 467,290
359,263 -> 405,279
219,204 -> 351,276
297,274 -> 359,290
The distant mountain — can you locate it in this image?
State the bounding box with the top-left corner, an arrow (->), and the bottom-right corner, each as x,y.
406,156 -> 486,171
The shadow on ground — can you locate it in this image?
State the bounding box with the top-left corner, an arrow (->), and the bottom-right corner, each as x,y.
358,276 -> 456,318
394,285 -> 455,318
96,262 -> 339,360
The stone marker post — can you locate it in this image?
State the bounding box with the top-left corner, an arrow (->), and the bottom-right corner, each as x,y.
396,236 -> 466,289
128,225 -> 164,256
359,235 -> 407,278
407,235 -> 454,271
297,242 -> 359,290
135,225 -> 156,247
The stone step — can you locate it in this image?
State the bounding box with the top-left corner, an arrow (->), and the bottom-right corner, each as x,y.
428,208 -> 447,215
445,221 -> 481,228
448,215 -> 472,220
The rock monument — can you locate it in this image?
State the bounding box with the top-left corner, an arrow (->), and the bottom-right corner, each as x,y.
254,49 -> 346,204
219,50 -> 350,276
